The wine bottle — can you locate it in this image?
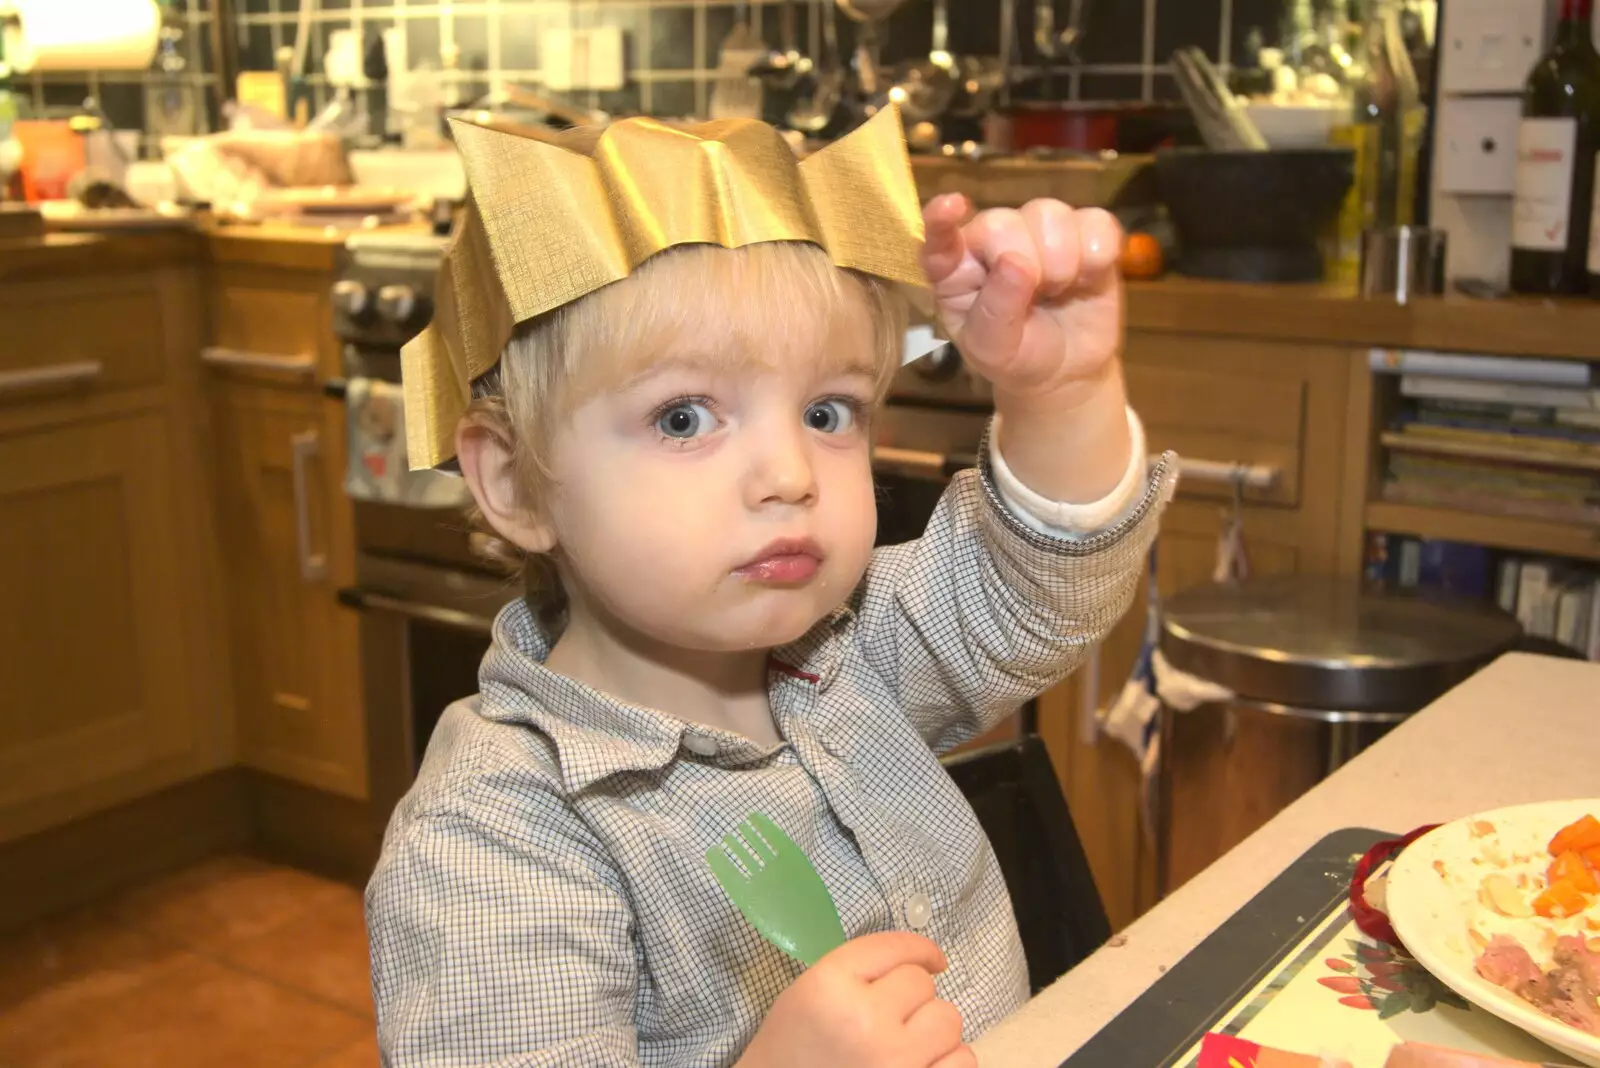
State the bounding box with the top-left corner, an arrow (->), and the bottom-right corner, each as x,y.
1510,0 -> 1600,297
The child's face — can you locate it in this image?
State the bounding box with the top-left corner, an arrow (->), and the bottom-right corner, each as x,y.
538,301 -> 882,652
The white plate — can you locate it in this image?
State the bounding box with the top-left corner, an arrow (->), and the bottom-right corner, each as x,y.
1387,799 -> 1600,1068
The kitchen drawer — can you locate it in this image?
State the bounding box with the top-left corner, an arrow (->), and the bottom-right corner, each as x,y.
0,275 -> 167,398
210,269 -> 327,377
1124,336 -> 1309,509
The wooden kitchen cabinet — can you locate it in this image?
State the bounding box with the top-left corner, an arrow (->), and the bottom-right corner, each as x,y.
1037,332 -> 1363,931
0,412 -> 196,817
208,372 -> 366,799
204,252 -> 366,802
0,256 -> 229,846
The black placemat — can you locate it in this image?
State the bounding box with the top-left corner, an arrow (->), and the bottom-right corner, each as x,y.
1062,826 -> 1392,1068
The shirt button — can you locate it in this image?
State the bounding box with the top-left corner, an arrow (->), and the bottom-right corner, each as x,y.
682,731 -> 720,757
904,891 -> 933,930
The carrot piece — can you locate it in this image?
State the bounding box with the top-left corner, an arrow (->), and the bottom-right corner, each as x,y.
1533,881 -> 1591,919
1583,845 -> 1600,872
1549,814 -> 1600,856
1550,851 -> 1600,894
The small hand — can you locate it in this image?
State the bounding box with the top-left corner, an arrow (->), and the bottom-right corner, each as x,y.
736,932 -> 974,1068
920,193 -> 1123,409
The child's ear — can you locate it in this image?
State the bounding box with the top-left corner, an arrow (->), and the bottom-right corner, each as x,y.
456,424 -> 557,554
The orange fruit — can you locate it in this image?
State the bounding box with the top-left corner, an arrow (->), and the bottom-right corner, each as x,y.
1120,231 -> 1164,280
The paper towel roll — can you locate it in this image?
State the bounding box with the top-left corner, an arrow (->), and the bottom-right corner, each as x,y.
3,0 -> 161,73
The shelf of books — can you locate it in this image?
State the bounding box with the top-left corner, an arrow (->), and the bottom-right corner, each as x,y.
1364,349 -> 1600,659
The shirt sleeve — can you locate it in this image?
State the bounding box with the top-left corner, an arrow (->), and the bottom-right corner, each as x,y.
853,427 -> 1177,754
989,407 -> 1148,536
367,805 -> 642,1068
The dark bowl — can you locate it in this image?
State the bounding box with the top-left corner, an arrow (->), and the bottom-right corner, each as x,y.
1153,147 -> 1356,280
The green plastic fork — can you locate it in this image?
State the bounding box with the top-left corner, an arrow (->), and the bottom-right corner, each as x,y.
706,811 -> 847,967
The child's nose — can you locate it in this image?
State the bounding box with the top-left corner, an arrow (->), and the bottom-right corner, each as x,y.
746,425 -> 818,507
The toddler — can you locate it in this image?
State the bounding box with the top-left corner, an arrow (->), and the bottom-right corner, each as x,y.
367,106 -> 1175,1068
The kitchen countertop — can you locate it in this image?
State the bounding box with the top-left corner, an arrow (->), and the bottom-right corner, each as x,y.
971,652 -> 1597,1067
1125,277 -> 1600,359
0,218 -> 431,280
0,229 -> 203,283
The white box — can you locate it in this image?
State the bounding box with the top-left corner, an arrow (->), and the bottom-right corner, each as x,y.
1436,96 -> 1522,195
542,26 -> 626,92
1438,0 -> 1547,94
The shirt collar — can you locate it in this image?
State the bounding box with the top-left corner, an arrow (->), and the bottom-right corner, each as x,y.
475,598 -> 848,794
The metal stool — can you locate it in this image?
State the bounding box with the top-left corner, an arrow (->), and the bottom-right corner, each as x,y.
1153,575 -> 1519,893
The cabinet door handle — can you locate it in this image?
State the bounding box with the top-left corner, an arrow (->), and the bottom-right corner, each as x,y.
872,446 -> 978,479
336,587 -> 496,635
290,429 -> 329,583
201,346 -> 315,376
0,360 -> 103,395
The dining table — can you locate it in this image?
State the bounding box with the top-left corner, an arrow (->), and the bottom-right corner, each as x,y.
972,652 -> 1599,1068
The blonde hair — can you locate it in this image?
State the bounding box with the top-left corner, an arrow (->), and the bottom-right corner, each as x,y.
462,239 -> 909,615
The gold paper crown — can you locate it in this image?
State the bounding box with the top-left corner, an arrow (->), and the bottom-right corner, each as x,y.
401,104 -> 927,469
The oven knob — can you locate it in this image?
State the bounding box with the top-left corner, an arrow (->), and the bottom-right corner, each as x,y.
911,343 -> 961,381
331,279 -> 370,318
376,284 -> 419,324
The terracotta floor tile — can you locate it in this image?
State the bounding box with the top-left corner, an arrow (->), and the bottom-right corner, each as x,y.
310,1031 -> 380,1068
109,855 -> 356,952
215,888 -> 375,1017
0,901 -> 182,1013
0,951 -> 370,1068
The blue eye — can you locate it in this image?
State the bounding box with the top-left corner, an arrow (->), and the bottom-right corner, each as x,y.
804,399 -> 857,434
656,400 -> 716,439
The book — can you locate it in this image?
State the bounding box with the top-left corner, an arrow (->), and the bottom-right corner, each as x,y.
1399,375 -> 1598,411
1415,540 -> 1494,599
1380,480 -> 1600,525
1496,558 -> 1522,612
1555,407 -> 1600,430
1396,421 -> 1600,460
1587,577 -> 1600,660
1383,431 -> 1600,476
1516,561 -> 1556,638
1397,538 -> 1422,587
1369,348 -> 1593,386
1555,577 -> 1593,652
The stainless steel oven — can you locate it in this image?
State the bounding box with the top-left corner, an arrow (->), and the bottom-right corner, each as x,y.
338,503 -> 523,834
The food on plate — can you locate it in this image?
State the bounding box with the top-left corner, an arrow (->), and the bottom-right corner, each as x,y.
1476,934 -> 1600,1035
1463,814 -> 1600,1037
1549,815 -> 1600,858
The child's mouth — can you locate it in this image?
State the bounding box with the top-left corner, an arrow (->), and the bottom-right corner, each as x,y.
735,538 -> 824,584
736,554 -> 821,584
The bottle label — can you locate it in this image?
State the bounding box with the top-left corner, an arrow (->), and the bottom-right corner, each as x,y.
1591,151 -> 1600,275
1512,118 -> 1578,252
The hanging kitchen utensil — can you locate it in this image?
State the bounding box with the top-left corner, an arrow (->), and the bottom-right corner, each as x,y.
892,0 -> 956,123
834,0 -> 908,25
1212,467 -> 1252,584
1170,47 -> 1266,152
853,19 -> 883,100
711,3 -> 765,120
748,0 -> 812,94
1034,0 -> 1086,63
788,0 -> 842,133
948,55 -> 1006,119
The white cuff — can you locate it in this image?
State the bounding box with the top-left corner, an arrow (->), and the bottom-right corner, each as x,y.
990,407 -> 1147,537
